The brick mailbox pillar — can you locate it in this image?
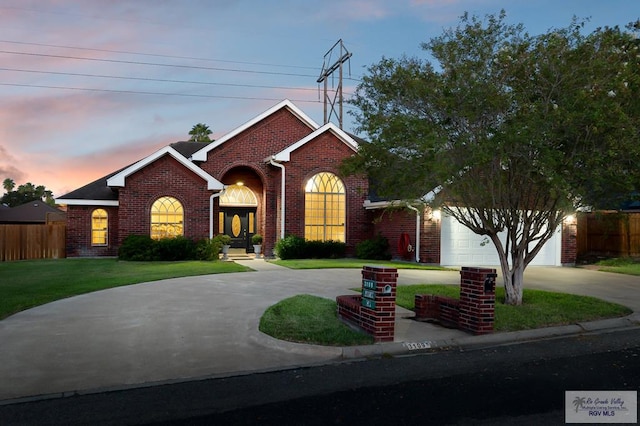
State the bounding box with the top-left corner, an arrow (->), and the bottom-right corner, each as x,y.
459,267 -> 497,335
361,266 -> 398,342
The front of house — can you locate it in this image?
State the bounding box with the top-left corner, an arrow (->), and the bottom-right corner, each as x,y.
57,99 -> 577,265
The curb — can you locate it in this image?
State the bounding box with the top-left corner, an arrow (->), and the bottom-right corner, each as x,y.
340,314 -> 640,359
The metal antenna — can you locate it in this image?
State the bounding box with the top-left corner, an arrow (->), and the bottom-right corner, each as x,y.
317,39 -> 352,128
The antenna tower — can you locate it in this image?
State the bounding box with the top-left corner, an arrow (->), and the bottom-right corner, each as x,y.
317,39 -> 352,128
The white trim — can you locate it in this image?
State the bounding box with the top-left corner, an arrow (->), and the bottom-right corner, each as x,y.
191,99 -> 320,162
272,122 -> 359,162
363,199 -> 401,210
106,146 -> 224,190
55,199 -> 119,206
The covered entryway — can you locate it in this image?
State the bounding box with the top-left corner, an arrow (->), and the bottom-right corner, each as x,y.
219,183 -> 259,252
440,213 -> 561,266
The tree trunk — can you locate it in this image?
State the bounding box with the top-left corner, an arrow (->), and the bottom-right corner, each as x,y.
501,261 -> 524,305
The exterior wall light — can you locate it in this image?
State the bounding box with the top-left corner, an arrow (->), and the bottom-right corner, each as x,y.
432,209 -> 442,222
564,214 -> 576,224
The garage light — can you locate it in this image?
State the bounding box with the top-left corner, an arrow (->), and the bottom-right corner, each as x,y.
432,209 -> 441,222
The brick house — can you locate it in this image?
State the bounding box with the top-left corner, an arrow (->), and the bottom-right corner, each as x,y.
57,100 -> 371,257
57,99 -> 577,265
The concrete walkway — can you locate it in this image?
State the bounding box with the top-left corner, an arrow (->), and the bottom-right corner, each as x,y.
0,260 -> 639,403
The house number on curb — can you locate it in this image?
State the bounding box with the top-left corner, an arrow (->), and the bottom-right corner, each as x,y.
404,341 -> 433,350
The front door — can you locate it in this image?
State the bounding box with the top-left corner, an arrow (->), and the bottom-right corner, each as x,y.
222,208 -> 256,250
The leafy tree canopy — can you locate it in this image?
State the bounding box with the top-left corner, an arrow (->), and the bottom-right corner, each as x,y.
346,11 -> 640,304
188,123 -> 213,142
1,180 -> 55,207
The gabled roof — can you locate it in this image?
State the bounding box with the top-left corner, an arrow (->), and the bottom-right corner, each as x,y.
106,145 -> 224,190
0,201 -> 65,223
271,122 -> 359,162
191,99 -> 320,162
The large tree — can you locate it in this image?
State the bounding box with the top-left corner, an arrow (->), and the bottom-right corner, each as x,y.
1,181 -> 55,207
347,12 -> 640,305
188,123 -> 213,142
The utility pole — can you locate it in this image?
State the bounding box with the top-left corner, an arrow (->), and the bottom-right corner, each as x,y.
317,39 -> 352,128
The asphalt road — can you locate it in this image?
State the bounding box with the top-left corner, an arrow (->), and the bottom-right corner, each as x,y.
2,327 -> 639,425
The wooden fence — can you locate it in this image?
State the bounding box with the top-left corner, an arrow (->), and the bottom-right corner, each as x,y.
0,224 -> 66,261
577,212 -> 640,259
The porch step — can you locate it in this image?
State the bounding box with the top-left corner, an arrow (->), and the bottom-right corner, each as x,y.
224,248 -> 255,261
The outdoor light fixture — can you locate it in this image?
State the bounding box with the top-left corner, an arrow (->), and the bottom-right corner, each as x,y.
564,214 -> 576,224
432,209 -> 442,222
236,181 -> 244,186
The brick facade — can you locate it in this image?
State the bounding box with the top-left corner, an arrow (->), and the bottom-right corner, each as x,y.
62,101 -> 370,258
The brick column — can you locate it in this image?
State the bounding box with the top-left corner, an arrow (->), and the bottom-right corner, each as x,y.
361,266 -> 398,342
561,218 -> 577,266
459,267 -> 496,335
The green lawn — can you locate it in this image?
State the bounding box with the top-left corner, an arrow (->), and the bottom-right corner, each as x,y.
271,258 -> 450,270
259,294 -> 374,346
0,258 -> 249,320
259,285 -> 632,345
396,285 -> 632,332
595,257 -> 640,276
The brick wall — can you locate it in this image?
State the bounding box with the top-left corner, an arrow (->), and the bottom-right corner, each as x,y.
371,206 -> 441,263
66,205 -> 119,257
117,155 -> 213,244
561,219 -> 577,265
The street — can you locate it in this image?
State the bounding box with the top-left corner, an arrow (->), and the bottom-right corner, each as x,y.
2,327 -> 639,425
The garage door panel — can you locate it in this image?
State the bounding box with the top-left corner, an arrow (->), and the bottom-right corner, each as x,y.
440,213 -> 560,266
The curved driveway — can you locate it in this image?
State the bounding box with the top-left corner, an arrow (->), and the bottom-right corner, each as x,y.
0,262 -> 638,402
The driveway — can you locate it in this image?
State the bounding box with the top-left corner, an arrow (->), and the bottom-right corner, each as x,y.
0,263 -> 638,402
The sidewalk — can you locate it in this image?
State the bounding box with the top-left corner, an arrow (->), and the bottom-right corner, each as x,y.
0,262 -> 639,404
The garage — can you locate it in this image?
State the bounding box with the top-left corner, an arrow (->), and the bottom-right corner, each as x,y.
440,213 -> 562,266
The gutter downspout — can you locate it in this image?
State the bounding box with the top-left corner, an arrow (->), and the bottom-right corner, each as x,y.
209,188 -> 226,239
407,205 -> 421,263
269,157 -> 286,240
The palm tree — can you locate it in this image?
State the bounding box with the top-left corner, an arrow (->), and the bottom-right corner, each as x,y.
188,123 -> 213,143
3,178 -> 15,193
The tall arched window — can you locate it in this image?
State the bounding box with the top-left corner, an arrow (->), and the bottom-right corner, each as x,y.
151,196 -> 184,239
91,208 -> 108,246
305,172 -> 345,242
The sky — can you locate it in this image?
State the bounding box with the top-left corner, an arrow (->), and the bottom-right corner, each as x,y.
1,0 -> 638,199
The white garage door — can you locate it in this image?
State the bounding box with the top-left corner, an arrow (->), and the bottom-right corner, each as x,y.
440,213 -> 561,266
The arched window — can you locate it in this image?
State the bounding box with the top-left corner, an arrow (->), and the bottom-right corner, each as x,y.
151,196 -> 184,239
304,172 -> 345,242
91,208 -> 108,246
219,184 -> 258,206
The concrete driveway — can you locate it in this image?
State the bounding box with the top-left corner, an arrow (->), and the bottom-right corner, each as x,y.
0,262 -> 638,402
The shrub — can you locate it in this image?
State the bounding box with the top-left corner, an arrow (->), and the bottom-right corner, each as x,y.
251,234 -> 263,245
213,234 -> 232,246
119,235 -> 221,261
275,236 -> 346,260
275,235 -> 307,260
118,235 -> 158,261
356,234 -> 391,260
155,236 -> 197,261
195,238 -> 222,261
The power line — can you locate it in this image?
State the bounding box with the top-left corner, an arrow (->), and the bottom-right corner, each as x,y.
0,67 -> 320,92
0,82 -> 323,103
0,39 -> 320,71
0,49 -> 319,78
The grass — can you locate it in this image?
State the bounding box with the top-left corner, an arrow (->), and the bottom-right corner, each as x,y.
595,257 -> 640,276
396,285 -> 632,332
270,258 -> 450,270
259,294 -> 374,346
0,258 -> 249,320
259,285 -> 631,346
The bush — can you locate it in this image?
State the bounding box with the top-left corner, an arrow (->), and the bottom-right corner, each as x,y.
275,235 -> 307,260
195,238 -> 222,261
155,236 -> 196,261
275,235 -> 346,260
356,234 -> 391,260
251,234 -> 263,245
213,234 -> 232,246
119,234 -> 221,261
118,235 -> 158,261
